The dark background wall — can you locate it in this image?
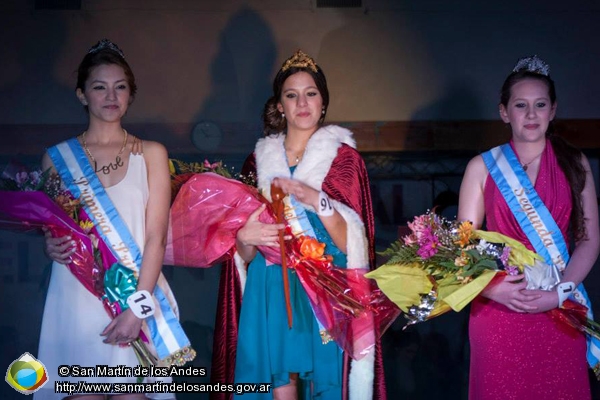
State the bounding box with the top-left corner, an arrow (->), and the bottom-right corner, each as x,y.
2,1 -> 600,399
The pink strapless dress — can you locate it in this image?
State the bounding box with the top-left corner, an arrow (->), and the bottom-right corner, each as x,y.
469,140 -> 590,400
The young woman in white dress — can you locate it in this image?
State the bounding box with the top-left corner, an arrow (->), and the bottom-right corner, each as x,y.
36,40 -> 180,400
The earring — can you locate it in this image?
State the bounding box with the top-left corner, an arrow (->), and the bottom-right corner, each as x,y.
281,113 -> 285,118
322,108 -> 325,115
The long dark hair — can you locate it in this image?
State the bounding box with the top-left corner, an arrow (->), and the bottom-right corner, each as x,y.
262,53 -> 329,136
76,39 -> 137,111
500,69 -> 587,241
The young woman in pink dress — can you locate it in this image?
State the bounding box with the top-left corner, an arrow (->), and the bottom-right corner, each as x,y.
457,56 -> 599,399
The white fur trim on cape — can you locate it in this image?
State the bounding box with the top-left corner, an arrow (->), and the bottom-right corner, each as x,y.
330,199 -> 368,269
255,125 -> 356,203
254,125 -> 374,399
350,351 -> 375,400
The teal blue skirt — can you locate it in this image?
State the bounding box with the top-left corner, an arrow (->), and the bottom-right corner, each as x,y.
234,212 -> 346,399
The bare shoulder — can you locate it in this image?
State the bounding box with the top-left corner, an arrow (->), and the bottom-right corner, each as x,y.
138,141 -> 169,178
141,140 -> 168,160
463,154 -> 488,184
465,154 -> 486,172
457,154 -> 488,225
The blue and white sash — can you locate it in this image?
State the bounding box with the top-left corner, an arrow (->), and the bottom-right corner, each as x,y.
482,143 -> 600,371
284,195 -> 315,240
283,193 -> 333,343
48,138 -> 194,365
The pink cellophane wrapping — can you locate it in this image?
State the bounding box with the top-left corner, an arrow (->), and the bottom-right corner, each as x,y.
164,174 -> 400,358
0,190 -> 153,349
0,190 -> 117,300
164,173 -> 281,267
287,235 -> 400,360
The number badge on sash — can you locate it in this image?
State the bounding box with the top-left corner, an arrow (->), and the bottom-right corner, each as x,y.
126,290 -> 156,319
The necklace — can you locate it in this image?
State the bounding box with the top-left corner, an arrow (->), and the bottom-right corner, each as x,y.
81,129 -> 128,175
285,147 -> 305,165
521,150 -> 543,171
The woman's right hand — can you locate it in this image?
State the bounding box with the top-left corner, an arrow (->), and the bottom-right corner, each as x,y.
43,228 -> 76,264
237,204 -> 286,248
481,274 -> 542,313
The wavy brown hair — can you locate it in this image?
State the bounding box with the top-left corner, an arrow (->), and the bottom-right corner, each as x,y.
262,61 -> 329,136
500,69 -> 587,241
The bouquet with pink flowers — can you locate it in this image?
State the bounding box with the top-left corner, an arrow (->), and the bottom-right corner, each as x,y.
366,212 -> 541,326
0,164 -> 117,297
0,164 -> 159,370
368,213 -> 600,347
164,172 -> 280,267
168,158 -> 233,203
164,171 -> 400,359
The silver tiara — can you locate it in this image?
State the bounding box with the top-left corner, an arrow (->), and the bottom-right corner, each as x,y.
88,39 -> 125,59
512,55 -> 550,76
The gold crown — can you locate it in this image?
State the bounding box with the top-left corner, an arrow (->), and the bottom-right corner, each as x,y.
280,50 -> 318,73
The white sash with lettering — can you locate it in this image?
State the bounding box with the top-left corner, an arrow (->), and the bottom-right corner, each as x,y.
482,143 -> 600,371
47,138 -> 193,365
283,194 -> 333,338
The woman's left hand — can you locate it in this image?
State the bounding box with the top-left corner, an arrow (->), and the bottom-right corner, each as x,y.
100,308 -> 143,345
272,177 -> 319,209
520,289 -> 559,313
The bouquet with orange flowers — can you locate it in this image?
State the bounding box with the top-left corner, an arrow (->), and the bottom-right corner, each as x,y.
367,213 -> 542,326
288,234 -> 400,359
165,172 -> 400,359
368,213 -> 600,350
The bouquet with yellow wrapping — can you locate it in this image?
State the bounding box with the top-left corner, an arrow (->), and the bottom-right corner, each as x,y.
366,213 -> 542,326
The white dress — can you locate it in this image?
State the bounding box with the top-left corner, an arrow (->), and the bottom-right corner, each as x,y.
34,154 -> 173,399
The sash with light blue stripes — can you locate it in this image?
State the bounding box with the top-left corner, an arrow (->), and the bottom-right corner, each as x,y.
283,194 -> 333,342
47,138 -> 194,365
482,143 -> 600,372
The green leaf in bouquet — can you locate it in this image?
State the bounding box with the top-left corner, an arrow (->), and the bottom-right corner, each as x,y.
377,240 -> 403,256
438,261 -> 461,270
465,248 -> 483,261
475,259 -> 498,270
460,265 -> 480,278
383,247 -> 420,265
378,240 -> 420,265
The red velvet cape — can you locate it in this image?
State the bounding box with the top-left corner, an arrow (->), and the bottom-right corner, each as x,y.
209,144 -> 386,399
